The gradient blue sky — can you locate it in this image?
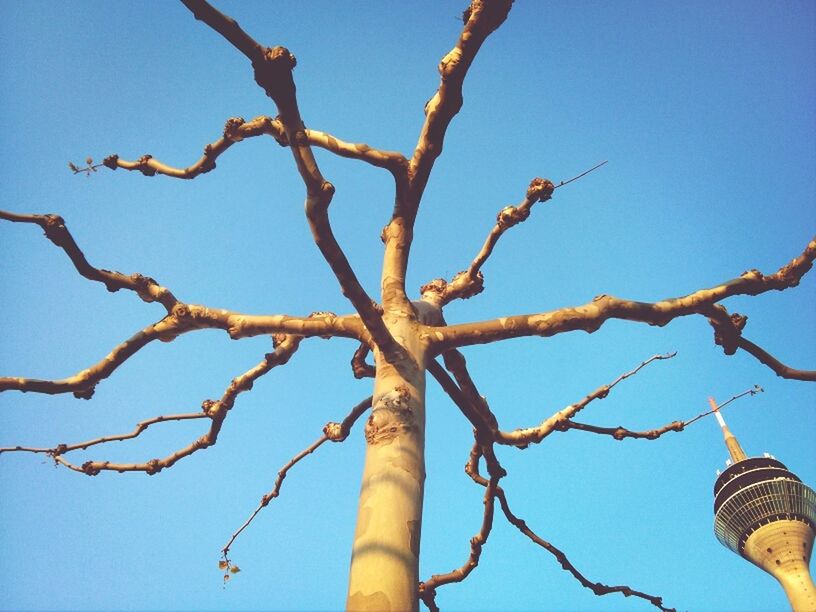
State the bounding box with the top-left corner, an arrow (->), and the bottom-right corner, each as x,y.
1,1 -> 814,611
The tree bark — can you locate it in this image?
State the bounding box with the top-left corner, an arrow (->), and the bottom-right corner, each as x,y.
347,303 -> 440,611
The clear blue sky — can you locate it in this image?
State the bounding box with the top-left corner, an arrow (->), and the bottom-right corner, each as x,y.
1,1 -> 814,610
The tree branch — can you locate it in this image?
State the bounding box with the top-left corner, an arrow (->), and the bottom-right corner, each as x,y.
497,353 -> 676,448
179,0 -> 401,360
303,129 -> 407,174
0,413 -> 207,456
418,472 -> 499,611
430,236 -> 816,353
380,0 -> 513,317
464,443 -> 674,612
426,358 -> 497,439
705,305 -> 816,381
351,342 -> 376,379
0,318 -> 179,398
104,115 -> 406,179
421,178 -> 555,305
0,308 -> 360,398
560,419 -> 685,441
495,486 -> 674,612
408,0 -> 513,201
221,395 -> 372,569
421,163 -> 607,305
1,210 -> 178,311
27,336 -> 301,476
179,0 -> 264,62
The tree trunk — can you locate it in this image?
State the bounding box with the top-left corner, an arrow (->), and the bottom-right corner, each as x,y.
346,305 -> 439,611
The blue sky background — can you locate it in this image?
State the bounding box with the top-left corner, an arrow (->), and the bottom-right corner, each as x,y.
1,1 -> 814,610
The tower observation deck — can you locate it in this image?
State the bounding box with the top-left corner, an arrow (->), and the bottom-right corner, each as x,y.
711,399 -> 816,611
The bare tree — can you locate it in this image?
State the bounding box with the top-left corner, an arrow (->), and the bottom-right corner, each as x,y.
1,2 -> 813,611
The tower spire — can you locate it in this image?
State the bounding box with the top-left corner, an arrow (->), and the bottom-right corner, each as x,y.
709,396 -> 747,463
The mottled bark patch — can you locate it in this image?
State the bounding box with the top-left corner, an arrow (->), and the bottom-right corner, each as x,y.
408,519 -> 421,559
356,505 -> 373,539
347,590 -> 391,611
365,385 -> 416,445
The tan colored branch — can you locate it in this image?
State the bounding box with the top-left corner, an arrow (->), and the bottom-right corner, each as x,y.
221,395 -> 372,565
497,353 -> 676,448
381,0 -> 513,317
426,359 -> 498,439
221,433 -> 329,564
106,116 -> 284,179
106,115 -> 405,179
322,396 -> 373,443
496,486 -> 674,612
464,444 -> 673,612
41,336 -> 301,476
351,342 -> 376,379
529,383 -> 764,443
304,129 -> 407,173
421,178 -> 555,305
0,210 -> 178,311
418,473 -> 499,611
735,337 -> 816,380
431,236 -> 816,351
0,413 -> 207,456
562,420 -> 685,440
179,0 -> 400,358
440,349 -> 500,432
180,0 -> 264,62
408,0 -> 513,199
706,305 -> 816,381
0,307 -> 357,398
0,318 -> 179,398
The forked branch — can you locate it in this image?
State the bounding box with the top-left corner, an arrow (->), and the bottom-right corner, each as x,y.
105,115 -> 406,179
464,444 -> 674,612
431,237 -> 816,365
495,485 -> 674,612
179,0 -> 401,360
422,163 -> 607,305
418,472 -> 499,611
1,210 -> 178,311
0,308 -> 360,398
497,353 -> 676,448
706,305 -> 816,381
7,336 -> 302,476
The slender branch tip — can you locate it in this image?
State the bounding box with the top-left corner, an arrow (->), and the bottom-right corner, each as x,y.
555,160 -> 608,189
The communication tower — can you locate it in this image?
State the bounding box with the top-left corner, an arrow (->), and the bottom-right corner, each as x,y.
711,398 -> 816,610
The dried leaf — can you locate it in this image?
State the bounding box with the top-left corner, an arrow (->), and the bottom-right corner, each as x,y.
218,560 -> 228,570
86,157 -> 94,165
230,565 -> 241,574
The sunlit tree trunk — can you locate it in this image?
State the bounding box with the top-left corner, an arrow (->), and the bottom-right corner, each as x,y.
346,303 -> 440,612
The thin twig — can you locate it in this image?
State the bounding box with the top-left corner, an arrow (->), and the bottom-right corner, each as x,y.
0,413 -> 207,456
220,396 -> 372,571
497,352 -> 676,447
465,442 -> 674,612
24,338 -> 302,477
683,385 -> 763,427
418,472 -> 499,610
554,160 -> 608,189
221,434 -> 329,562
495,486 -> 674,612
0,210 -> 178,311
